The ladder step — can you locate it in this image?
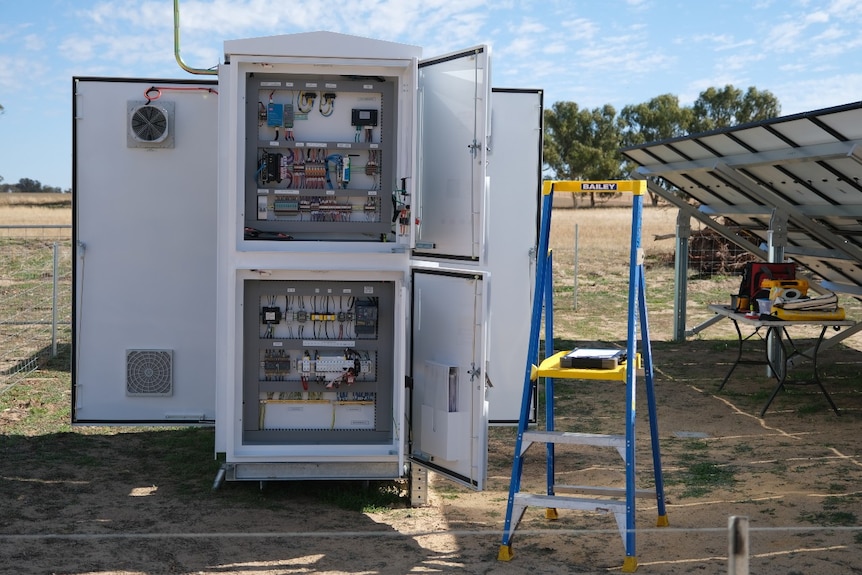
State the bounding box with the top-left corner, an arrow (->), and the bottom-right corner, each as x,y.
514,492 -> 626,513
523,431 -> 625,447
554,484 -> 655,498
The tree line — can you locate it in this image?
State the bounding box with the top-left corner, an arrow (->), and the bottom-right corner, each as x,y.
0,177 -> 70,194
543,84 -> 780,205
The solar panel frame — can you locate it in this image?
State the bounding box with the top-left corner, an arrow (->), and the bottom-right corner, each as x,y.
622,101 -> 862,293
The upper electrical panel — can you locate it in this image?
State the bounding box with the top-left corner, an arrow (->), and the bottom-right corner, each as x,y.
245,73 -> 395,241
222,32 -> 422,245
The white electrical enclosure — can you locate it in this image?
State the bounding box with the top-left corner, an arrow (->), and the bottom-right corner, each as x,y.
72,31 -> 541,491
72,78 -> 218,423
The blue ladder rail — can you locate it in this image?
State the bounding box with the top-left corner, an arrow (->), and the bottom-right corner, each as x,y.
497,182 -> 667,573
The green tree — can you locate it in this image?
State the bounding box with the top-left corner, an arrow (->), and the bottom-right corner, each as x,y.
619,94 -> 693,147
543,86 -> 781,207
544,102 -> 624,206
619,94 -> 695,205
691,85 -> 781,132
16,178 -> 44,193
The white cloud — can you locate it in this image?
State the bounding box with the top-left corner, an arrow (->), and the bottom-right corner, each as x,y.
826,0 -> 862,20
168,0 -> 493,61
777,62 -> 808,73
511,19 -> 547,35
812,25 -> 846,42
0,56 -> 24,91
690,33 -> 734,45
684,33 -> 757,52
542,42 -> 569,55
558,16 -> 599,40
805,10 -> 830,25
24,34 -> 45,51
774,72 -> 862,114
714,39 -> 757,52
58,36 -> 97,63
720,51 -> 767,72
0,55 -> 50,94
499,36 -> 539,58
764,20 -> 809,53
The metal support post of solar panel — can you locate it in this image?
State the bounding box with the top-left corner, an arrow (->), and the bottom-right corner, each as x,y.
497,180 -> 668,573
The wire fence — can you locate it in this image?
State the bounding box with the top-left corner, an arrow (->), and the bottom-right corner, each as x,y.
0,226 -> 72,392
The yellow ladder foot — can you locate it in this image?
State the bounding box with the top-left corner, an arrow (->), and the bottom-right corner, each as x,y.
497,544 -> 514,561
656,514 -> 669,527
622,555 -> 638,572
545,507 -> 559,520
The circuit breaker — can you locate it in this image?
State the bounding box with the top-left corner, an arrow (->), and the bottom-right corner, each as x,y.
245,74 -> 396,241
243,279 -> 395,444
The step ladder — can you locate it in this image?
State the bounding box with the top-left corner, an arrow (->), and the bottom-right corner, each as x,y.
498,180 -> 668,573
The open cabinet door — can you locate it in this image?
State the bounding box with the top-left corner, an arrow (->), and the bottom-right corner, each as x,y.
410,46 -> 492,488
410,269 -> 488,489
415,46 -> 490,261
486,88 -> 543,423
72,77 -> 218,423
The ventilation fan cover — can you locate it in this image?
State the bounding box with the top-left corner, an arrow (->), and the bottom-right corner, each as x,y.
127,101 -> 174,148
126,349 -> 173,396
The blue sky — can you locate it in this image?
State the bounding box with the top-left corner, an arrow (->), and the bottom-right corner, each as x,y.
1,0 -> 861,190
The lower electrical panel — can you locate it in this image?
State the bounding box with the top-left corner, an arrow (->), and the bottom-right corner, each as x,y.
243,279 -> 395,445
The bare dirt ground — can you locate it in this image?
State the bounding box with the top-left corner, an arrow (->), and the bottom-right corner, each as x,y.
2,204 -> 861,574
2,338 -> 861,574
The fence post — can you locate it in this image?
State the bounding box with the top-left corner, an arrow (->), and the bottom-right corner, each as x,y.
52,242 -> 59,358
572,223 -> 579,310
728,515 -> 749,575
672,210 -> 691,341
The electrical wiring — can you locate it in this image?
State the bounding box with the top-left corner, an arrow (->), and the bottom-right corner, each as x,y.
324,154 -> 343,190
347,297 -> 356,338
365,150 -> 380,190
319,93 -> 336,117
325,370 -> 348,389
285,91 -> 297,141
144,85 -> 217,103
279,149 -> 294,187
248,81 -> 390,237
298,91 -> 316,113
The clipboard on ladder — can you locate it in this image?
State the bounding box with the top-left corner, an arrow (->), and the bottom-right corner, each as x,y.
559,348 -> 626,370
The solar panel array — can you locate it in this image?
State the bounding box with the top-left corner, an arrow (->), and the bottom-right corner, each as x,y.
621,101 -> 862,296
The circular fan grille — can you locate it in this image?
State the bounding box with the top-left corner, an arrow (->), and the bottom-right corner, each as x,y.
130,105 -> 169,143
126,350 -> 172,396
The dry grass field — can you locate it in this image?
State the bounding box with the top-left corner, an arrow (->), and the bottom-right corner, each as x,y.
0,192 -> 72,225
547,203 -> 738,342
2,195 -> 862,574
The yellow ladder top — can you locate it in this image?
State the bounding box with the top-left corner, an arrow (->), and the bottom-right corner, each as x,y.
542,179 -> 646,195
